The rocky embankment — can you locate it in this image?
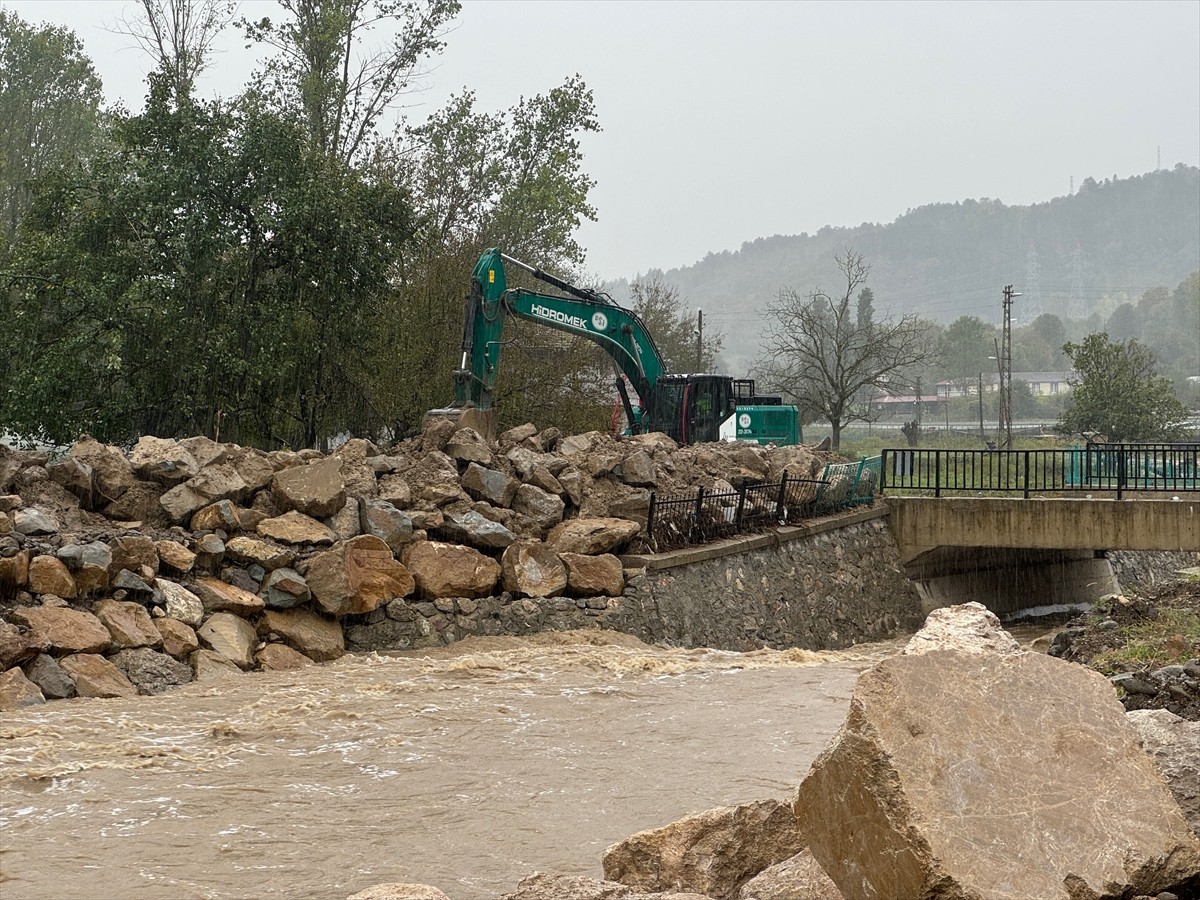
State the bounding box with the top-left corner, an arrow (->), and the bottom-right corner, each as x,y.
349,603 -> 1200,900
0,421 -> 838,708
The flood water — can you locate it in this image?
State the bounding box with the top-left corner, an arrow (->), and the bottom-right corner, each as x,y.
0,632 -> 905,900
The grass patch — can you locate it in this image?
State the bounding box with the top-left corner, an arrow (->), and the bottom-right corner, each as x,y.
1087,607 -> 1200,675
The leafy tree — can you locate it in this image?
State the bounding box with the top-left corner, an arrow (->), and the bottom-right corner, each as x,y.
939,315 -> 995,389
119,0 -> 238,105
626,276 -> 723,374
242,0 -> 460,164
0,11 -> 102,248
758,250 -> 936,450
1058,333 -> 1188,441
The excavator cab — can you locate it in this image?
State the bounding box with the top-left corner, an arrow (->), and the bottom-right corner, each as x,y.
647,374 -> 736,444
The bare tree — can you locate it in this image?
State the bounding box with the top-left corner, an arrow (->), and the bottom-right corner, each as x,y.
119,0 -> 237,104
759,250 -> 935,451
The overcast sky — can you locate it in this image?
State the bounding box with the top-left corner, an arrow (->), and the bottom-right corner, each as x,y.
5,0 -> 1199,282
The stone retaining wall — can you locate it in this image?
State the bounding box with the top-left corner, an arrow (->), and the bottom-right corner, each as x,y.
345,508 -> 926,653
1110,550 -> 1200,589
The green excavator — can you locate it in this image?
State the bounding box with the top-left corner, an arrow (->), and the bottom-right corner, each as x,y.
427,248 -> 800,447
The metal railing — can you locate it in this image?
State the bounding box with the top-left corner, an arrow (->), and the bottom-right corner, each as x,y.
644,456 -> 883,552
880,443 -> 1200,499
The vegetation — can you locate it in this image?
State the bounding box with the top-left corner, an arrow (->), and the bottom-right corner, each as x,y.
1058,334 -> 1189,442
756,251 -> 937,451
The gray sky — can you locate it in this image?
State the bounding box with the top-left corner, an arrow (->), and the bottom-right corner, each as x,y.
6,0 -> 1200,282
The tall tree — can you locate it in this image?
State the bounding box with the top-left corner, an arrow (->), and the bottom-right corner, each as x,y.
0,11 -> 102,248
119,0 -> 237,105
1058,333 -> 1188,442
758,250 -> 936,450
626,276 -> 723,374
242,0 -> 459,164
939,315 -> 995,390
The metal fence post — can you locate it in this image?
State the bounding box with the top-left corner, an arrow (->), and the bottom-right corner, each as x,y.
1117,447 -> 1126,501
735,482 -> 747,529
880,449 -> 889,494
934,450 -> 941,498
646,492 -> 657,542
1023,450 -> 1031,499
776,470 -> 789,521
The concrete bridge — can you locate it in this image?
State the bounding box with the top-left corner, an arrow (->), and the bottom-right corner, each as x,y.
886,497 -> 1200,615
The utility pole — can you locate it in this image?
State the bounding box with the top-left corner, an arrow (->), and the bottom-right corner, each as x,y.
998,285 -> 1020,450
915,376 -> 922,428
695,309 -> 703,372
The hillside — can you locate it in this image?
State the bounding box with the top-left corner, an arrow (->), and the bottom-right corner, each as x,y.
605,166 -> 1200,374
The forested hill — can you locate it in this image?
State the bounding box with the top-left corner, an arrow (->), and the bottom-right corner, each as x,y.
604,165 -> 1200,373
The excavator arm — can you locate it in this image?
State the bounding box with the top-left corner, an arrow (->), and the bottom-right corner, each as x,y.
450,248 -> 667,433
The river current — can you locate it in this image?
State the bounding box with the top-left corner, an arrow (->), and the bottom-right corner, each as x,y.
0,631 -> 907,899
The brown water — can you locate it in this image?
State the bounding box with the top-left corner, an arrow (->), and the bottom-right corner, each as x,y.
0,632 -> 902,900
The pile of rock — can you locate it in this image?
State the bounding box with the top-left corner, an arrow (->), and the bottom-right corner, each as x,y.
351,603 -> 1198,900
0,422 -> 828,709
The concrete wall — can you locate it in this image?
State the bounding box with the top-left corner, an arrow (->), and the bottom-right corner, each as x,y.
344,508 -> 925,653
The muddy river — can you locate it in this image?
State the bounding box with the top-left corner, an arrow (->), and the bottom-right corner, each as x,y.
0,631 -> 907,899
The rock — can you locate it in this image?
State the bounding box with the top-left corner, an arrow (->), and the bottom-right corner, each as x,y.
160,463 -> 250,523
377,474 -> 411,508
512,484 -> 565,531
736,849 -> 843,900
346,884 -> 451,900
227,446 -> 275,495
256,643 -> 315,671
461,463 -> 519,507
306,535 -> 415,617
328,496 -> 362,541
153,617 -> 200,659
189,648 -> 243,681
129,435 -> 199,485
157,580 -> 205,627
191,500 -> 241,532
271,457 -> 346,518
111,647 -> 193,694
440,509 -> 516,550
46,456 -> 96,507
59,653 -> 139,698
602,798 -> 804,899
499,422 -> 538,445
156,540 -> 197,574
194,532 -> 225,570
557,467 -> 584,507
793,647 -> 1200,899
260,608 -> 344,662
618,450 -> 657,487
0,620 -> 50,669
179,436 -> 227,468
403,541 -> 500,600
28,555 -> 77,599
103,479 -> 166,523
22,653 -> 76,699
14,507 -> 58,535
904,600 -> 1023,656
10,606 -> 111,655
224,535 -> 293,570
499,873 -> 710,900
108,535 -> 160,578
445,427 -> 492,465
263,567 -> 311,609
1127,709 -> 1200,839
0,548 -> 30,592
0,666 -> 46,709
257,510 -> 337,545
68,435 -> 135,502
501,541 -> 567,598
94,599 -> 163,649
112,569 -> 156,601
546,518 -> 642,555
191,576 -> 265,617
360,500 -> 414,551
561,553 -> 625,597
765,445 -> 821,481
197,612 -> 258,669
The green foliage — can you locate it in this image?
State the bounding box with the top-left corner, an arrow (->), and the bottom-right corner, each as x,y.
2,81 -> 416,447
625,276 -> 723,374
0,10 -> 102,249
939,315 -> 994,387
1058,333 -> 1189,442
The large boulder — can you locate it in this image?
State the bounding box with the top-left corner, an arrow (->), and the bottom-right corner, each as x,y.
736,849 -> 842,900
511,484 -> 565,532
602,798 -> 804,899
793,605 -> 1200,900
0,666 -> 46,710
68,435 -> 135,503
403,541 -> 500,600
94,599 -> 163,650
0,619 -> 49,669
346,884 -> 451,900
1128,709 -> 1200,839
306,535 -> 415,617
271,457 -> 347,518
461,463 -> 519,508
260,608 -> 344,662
257,511 -> 337,545
440,509 -> 516,550
197,612 -> 258,669
561,552 -> 624,597
58,653 -> 138,698
21,653 -> 76,699
129,435 -> 200,485
501,541 -> 567,598
157,580 -> 205,627
111,647 -> 193,694
9,606 -> 111,655
27,555 -> 77,599
546,518 -> 642,555
500,874 -> 709,900
191,576 -> 265,617
153,617 -> 199,659
159,463 -> 251,524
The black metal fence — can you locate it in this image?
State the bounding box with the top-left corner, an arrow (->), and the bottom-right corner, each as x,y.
880,443 -> 1200,499
644,456 -> 882,552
